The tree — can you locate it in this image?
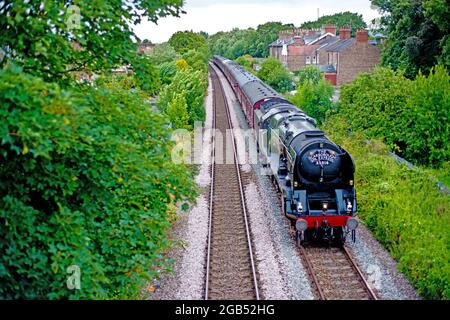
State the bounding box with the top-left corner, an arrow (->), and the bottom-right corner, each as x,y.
0,0 -> 184,85
148,43 -> 181,65
235,55 -> 255,72
158,70 -> 207,126
257,57 -> 293,92
300,12 -> 367,36
297,65 -> 323,85
290,79 -> 334,124
169,31 -> 209,55
371,0 -> 449,77
166,93 -> 192,130
208,22 -> 293,59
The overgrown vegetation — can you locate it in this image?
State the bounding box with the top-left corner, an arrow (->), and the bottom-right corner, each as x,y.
300,11 -> 367,36
208,22 -> 294,59
0,0 -> 201,299
289,66 -> 334,124
257,57 -> 293,93
339,66 -> 449,167
371,0 -> 449,77
324,115 -> 450,300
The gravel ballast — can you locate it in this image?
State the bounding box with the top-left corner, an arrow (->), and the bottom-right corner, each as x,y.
148,65 -> 419,300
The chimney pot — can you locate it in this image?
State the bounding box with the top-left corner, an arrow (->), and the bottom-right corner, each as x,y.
356,29 -> 369,43
323,24 -> 337,36
339,26 -> 351,40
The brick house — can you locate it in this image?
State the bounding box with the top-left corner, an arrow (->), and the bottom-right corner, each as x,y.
269,25 -> 381,86
323,28 -> 381,85
269,25 -> 338,71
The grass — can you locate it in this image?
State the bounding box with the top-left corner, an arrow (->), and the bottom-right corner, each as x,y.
323,115 -> 450,300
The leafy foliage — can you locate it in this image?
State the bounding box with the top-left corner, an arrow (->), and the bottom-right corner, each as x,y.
235,55 -> 255,72
158,70 -> 207,127
324,115 -> 450,300
208,22 -> 294,59
339,66 -> 449,167
300,11 -> 367,36
290,78 -> 334,124
371,0 -> 450,77
257,57 -> 293,93
169,31 -> 209,55
148,43 -> 181,65
0,0 -> 184,85
297,65 -> 323,86
0,67 -> 196,299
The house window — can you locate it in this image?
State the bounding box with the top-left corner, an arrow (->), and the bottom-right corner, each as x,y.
306,56 -> 311,64
312,56 -> 317,64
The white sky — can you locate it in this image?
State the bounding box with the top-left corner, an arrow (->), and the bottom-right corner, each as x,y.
134,0 -> 381,43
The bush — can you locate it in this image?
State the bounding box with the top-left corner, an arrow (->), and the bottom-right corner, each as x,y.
0,67 -> 196,299
297,65 -> 323,85
257,57 -> 293,93
339,66 -> 449,167
290,78 -> 334,124
235,55 -> 255,72
324,115 -> 450,300
158,70 -> 207,126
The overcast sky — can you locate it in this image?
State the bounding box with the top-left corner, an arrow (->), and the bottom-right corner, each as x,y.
134,0 -> 381,43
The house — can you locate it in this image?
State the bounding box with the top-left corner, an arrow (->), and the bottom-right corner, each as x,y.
323,28 -> 381,85
269,25 -> 338,71
269,25 -> 381,86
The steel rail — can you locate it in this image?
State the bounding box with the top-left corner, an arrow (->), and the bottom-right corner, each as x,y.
342,245 -> 378,300
205,64 -> 260,300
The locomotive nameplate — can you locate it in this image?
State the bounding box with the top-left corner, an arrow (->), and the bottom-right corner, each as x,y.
308,150 -> 336,166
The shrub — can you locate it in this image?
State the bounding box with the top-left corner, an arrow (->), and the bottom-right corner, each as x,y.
297,65 -> 323,85
257,57 -> 293,93
0,67 -> 196,299
339,66 -> 449,167
290,78 -> 334,124
324,115 -> 450,300
158,70 -> 207,126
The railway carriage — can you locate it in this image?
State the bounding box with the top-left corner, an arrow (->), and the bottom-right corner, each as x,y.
212,56 -> 358,244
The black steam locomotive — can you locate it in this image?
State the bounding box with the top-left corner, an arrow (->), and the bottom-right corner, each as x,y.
212,56 -> 358,245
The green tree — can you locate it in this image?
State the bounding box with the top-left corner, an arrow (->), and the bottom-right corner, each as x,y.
339,66 -> 449,167
182,48 -> 210,73
148,43 -> 181,65
0,0 -> 196,299
159,61 -> 177,84
0,0 -> 184,85
297,65 -> 323,85
371,0 -> 449,77
257,57 -> 293,92
300,11 -> 367,36
158,70 -> 207,126
290,79 -> 334,124
166,93 -> 192,130
169,31 -> 209,54
235,55 -> 255,72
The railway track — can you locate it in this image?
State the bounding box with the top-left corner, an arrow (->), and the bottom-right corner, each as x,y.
204,65 -> 259,300
298,244 -> 378,300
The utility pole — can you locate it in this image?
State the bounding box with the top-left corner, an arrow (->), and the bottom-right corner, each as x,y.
317,8 -> 320,20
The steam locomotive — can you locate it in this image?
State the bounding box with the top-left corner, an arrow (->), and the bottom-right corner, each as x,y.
212,56 -> 358,245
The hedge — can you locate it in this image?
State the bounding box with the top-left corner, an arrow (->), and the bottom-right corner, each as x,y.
339,65 -> 449,167
0,66 -> 196,299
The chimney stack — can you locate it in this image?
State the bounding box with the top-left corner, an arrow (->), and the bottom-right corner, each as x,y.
323,24 -> 337,36
339,26 -> 351,40
356,29 -> 369,43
